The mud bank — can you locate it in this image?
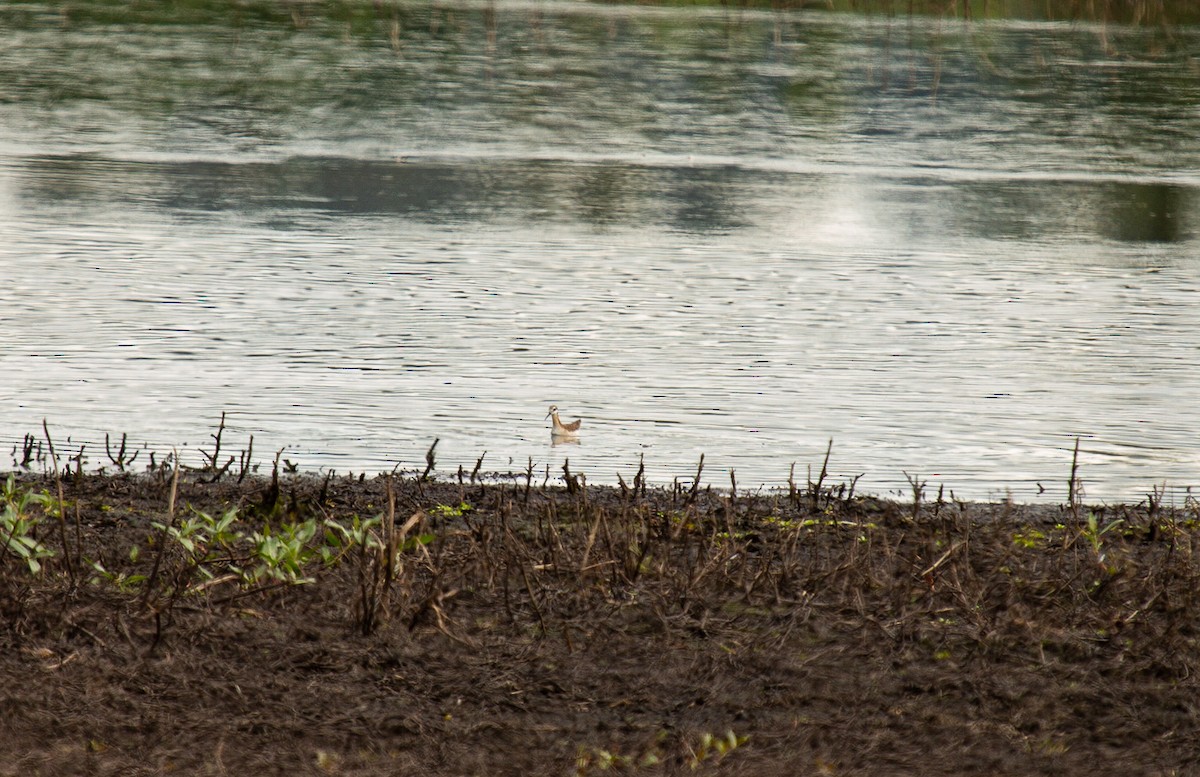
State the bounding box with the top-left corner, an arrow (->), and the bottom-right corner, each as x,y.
0,468 -> 1196,776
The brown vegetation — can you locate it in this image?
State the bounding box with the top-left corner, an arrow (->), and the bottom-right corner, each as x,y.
1,463 -> 1198,775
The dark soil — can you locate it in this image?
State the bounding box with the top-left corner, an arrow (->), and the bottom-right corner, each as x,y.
1,467 -> 1198,776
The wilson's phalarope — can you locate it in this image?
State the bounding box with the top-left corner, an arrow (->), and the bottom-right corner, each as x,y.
546,405 -> 582,438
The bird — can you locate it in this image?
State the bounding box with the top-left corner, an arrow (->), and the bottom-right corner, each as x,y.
545,405 -> 581,438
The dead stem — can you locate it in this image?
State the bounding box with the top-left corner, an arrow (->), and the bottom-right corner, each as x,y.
41,420 -> 74,584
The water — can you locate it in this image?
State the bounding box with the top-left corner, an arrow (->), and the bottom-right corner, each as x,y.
2,1 -> 1198,502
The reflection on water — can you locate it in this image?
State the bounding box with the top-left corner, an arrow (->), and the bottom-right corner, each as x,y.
0,1 -> 1198,501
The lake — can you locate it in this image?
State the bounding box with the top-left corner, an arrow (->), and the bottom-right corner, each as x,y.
2,0 -> 1198,502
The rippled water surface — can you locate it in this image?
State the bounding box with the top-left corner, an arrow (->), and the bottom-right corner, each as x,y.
2,1 -> 1199,501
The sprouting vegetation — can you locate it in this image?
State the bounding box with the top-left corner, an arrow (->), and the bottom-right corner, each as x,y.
574,729 -> 748,775
0,474 -> 54,574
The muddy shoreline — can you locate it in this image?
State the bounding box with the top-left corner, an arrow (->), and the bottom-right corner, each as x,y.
1,467 -> 1196,776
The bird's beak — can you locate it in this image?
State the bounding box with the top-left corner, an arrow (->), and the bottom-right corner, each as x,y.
545,411 -> 552,419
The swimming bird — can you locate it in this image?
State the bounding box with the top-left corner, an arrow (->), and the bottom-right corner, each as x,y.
546,405 -> 582,438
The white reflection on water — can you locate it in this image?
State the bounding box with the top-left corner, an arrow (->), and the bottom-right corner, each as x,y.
0,3 -> 1198,501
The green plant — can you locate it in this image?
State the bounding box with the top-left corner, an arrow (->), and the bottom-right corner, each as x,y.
322,513 -> 380,563
143,502 -> 436,600
429,502 -> 472,520
1012,527 -> 1047,549
149,507 -> 325,589
88,551 -> 147,593
1082,512 -> 1123,562
575,746 -> 660,774
153,506 -> 241,555
687,730 -> 748,769
324,514 -> 433,565
0,473 -> 55,573
573,729 -> 746,776
575,731 -> 667,776
247,519 -> 321,584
